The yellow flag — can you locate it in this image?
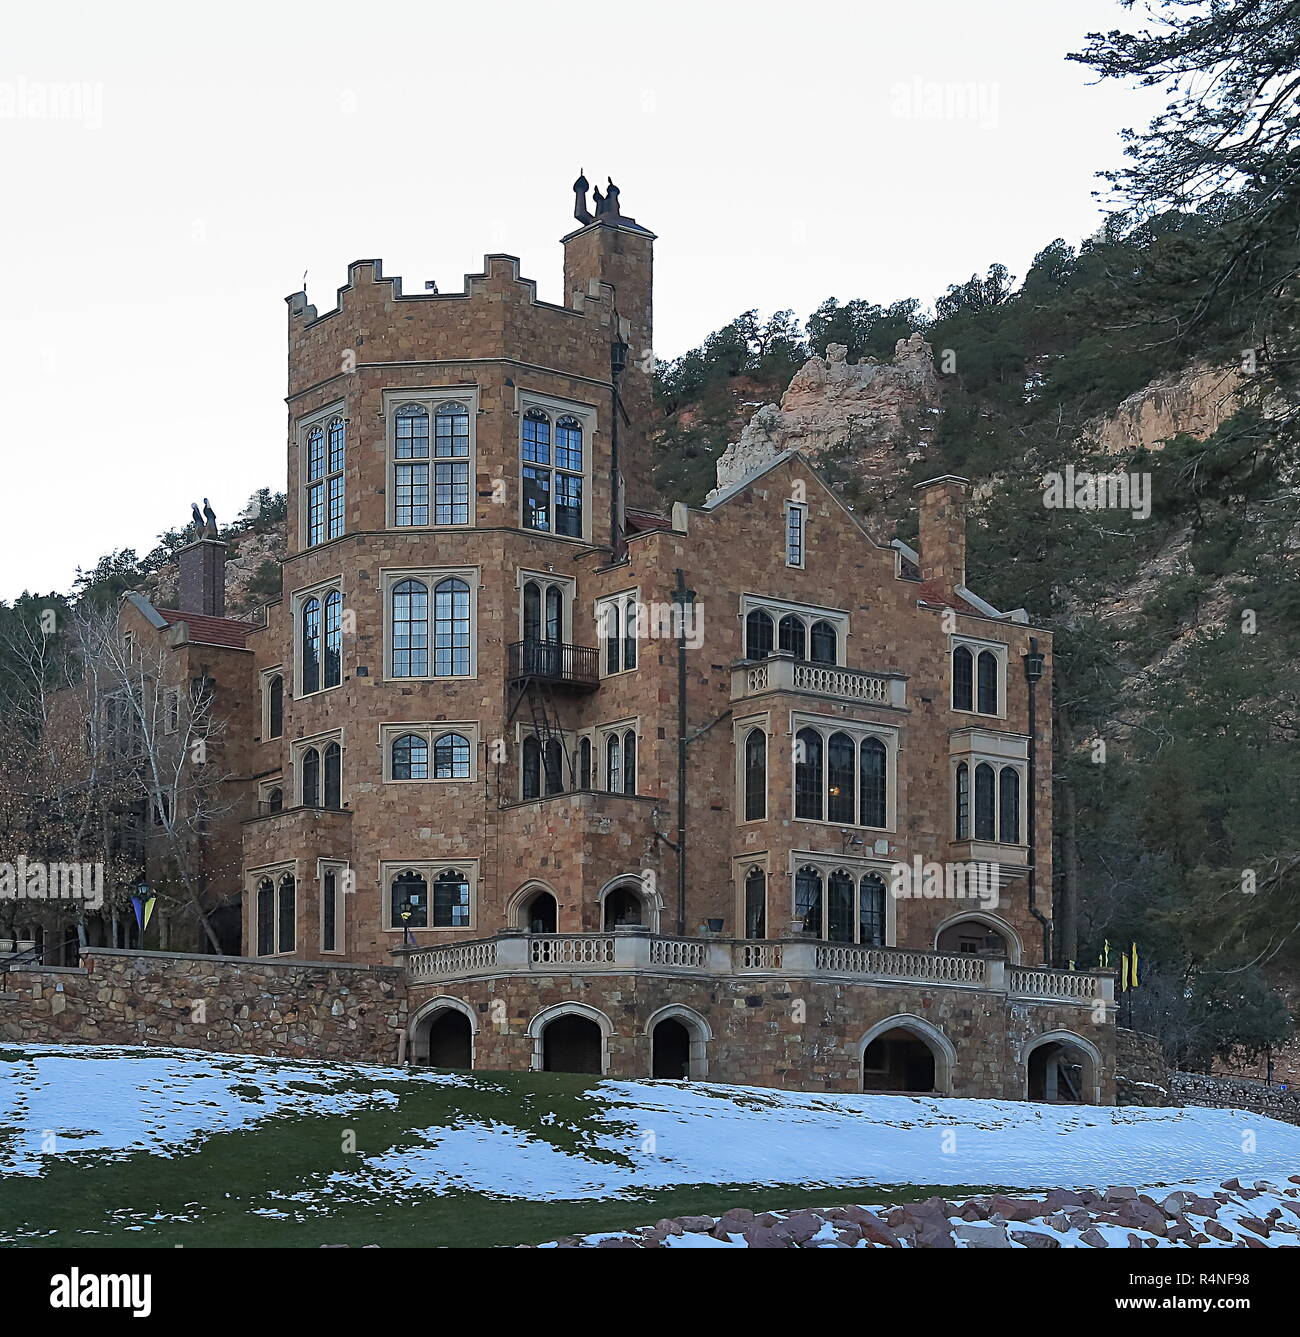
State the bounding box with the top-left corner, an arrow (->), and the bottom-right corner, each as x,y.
1131,942 -> 1138,987
1120,948 -> 1130,991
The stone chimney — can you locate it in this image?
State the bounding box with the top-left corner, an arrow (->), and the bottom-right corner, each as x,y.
913,475 -> 970,593
177,538 -> 227,617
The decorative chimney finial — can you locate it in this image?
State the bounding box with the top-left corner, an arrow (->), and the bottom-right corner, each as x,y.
573,169 -> 593,225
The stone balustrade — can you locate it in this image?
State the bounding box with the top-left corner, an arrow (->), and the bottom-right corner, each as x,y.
401,929 -> 1112,1005
731,655 -> 906,708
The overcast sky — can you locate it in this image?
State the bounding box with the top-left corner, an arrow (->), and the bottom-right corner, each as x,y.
0,0 -> 1167,601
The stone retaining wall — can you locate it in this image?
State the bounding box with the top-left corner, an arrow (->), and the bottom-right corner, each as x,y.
1169,1071 -> 1300,1127
0,947 -> 405,1064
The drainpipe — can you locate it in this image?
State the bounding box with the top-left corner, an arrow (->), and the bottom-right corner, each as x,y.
610,334 -> 629,560
673,570 -> 696,936
1023,638 -> 1052,963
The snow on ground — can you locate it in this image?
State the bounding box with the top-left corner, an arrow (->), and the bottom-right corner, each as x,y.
3,1044 -> 1298,1204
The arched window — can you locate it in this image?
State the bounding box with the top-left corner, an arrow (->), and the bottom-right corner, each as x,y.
306,425 -> 325,480
827,869 -> 855,942
977,650 -> 1000,714
859,874 -> 887,946
433,577 -> 471,677
744,866 -> 767,939
434,732 -> 471,780
327,415 -> 345,473
256,877 -> 274,955
433,868 -> 471,927
545,585 -> 562,641
323,589 -> 342,689
323,742 -> 342,808
810,620 -> 837,664
745,609 -> 774,661
795,865 -> 822,936
521,409 -> 552,531
827,732 -> 856,823
301,746 -> 320,807
322,866 -> 339,952
999,767 -> 1021,843
578,736 -> 592,789
391,869 -> 428,928
433,402 -> 470,525
266,786 -> 283,814
953,645 -> 974,712
301,597 -> 321,694
305,426 -> 326,546
974,762 -> 996,840
744,728 -> 767,821
795,727 -> 823,820
392,733 -> 429,781
544,738 -> 565,795
326,417 -> 345,540
955,761 -> 970,839
267,674 -> 283,739
522,736 -> 542,799
778,614 -> 806,659
606,733 -> 622,795
622,731 -> 637,795
556,415 -> 583,471
277,872 -> 296,954
523,580 -> 542,642
623,599 -> 638,671
394,405 -> 431,526
860,737 -> 887,827
391,579 -> 428,677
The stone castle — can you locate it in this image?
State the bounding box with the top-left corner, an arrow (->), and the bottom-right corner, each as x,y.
29,179 -> 1116,1099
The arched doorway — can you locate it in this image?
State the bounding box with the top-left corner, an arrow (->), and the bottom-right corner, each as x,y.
409,1000 -> 474,1068
859,1015 -> 955,1094
1026,1032 -> 1100,1104
936,920 -> 1011,958
523,889 -> 557,934
603,884 -> 644,928
542,1014 -> 604,1074
651,1019 -> 691,1078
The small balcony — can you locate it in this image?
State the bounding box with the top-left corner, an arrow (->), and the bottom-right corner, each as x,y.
507,639 -> 599,689
732,654 -> 906,708
399,929 -> 1112,1005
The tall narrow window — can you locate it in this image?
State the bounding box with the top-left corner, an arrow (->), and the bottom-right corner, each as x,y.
953,645 -> 974,712
744,728 -> 767,821
323,589 -> 342,689
544,738 -> 565,794
394,404 -> 430,527
578,736 -> 592,789
305,417 -> 345,545
323,742 -> 342,809
974,762 -> 996,840
545,585 -> 562,642
257,878 -> 274,956
955,761 -> 970,839
433,402 -> 471,525
267,786 -> 283,813
523,581 -> 542,642
744,866 -> 767,939
606,733 -> 622,795
434,732 -> 471,780
277,873 -> 296,954
301,747 -> 320,807
859,874 -> 886,946
522,409 -> 584,536
301,597 -> 321,694
305,426 -> 325,546
392,579 -> 429,678
598,594 -> 637,674
745,609 -> 774,661
267,674 -> 283,739
522,736 -> 542,799
392,733 -> 429,781
860,737 -> 887,827
778,614 -> 806,659
827,732 -> 856,823
795,727 -> 823,820
809,620 -> 837,664
977,650 -> 1000,714
795,865 -> 822,936
623,599 -> 638,671
622,731 -> 637,795
785,503 -> 805,567
998,766 -> 1021,843
326,417 -> 345,540
322,867 -> 338,952
432,578 -> 471,677
432,869 -> 471,927
392,870 -> 428,928
827,869 -> 854,942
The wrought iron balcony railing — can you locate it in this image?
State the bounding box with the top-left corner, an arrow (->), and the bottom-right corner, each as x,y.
507,639 -> 599,687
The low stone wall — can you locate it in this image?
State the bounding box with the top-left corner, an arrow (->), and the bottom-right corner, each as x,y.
1169,1071 -> 1300,1127
0,947 -> 405,1065
1115,1027 -> 1170,1107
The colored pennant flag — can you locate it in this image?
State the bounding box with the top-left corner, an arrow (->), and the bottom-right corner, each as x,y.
131,895 -> 156,934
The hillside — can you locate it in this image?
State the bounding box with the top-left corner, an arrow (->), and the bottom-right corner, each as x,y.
4,1044 -> 1299,1248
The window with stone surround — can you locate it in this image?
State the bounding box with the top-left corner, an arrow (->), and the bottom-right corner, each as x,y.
743,864 -> 767,939
791,714 -> 897,831
953,758 -> 1023,843
785,501 -> 806,568
519,395 -> 593,539
382,567 -> 479,680
951,636 -> 1006,717
319,860 -> 348,955
292,731 -> 343,809
741,595 -> 845,665
261,668 -> 284,740
382,722 -> 479,783
293,581 -> 343,698
598,722 -> 637,795
791,857 -> 891,945
386,389 -> 478,530
382,860 -> 478,933
299,404 -> 346,548
250,865 -> 297,956
596,590 -> 639,676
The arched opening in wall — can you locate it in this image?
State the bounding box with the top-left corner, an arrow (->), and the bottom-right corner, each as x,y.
542,1014 -> 603,1074
603,884 -> 643,928
1026,1034 -> 1097,1104
651,1019 -> 691,1079
410,1003 -> 474,1069
860,1019 -> 953,1094
523,889 -> 557,934
937,919 -> 1011,958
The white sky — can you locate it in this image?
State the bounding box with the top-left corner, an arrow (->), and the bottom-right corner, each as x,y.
0,0 -> 1166,601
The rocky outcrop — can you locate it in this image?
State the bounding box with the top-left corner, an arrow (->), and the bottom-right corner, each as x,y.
1087,362 -> 1245,455
711,336 -> 940,495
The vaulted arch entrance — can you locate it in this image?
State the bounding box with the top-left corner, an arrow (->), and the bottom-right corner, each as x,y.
859,1015 -> 955,1094
409,1000 -> 474,1069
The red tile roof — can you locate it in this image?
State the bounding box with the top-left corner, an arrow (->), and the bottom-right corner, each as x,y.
625,508 -> 673,534
155,610 -> 256,649
913,581 -> 983,616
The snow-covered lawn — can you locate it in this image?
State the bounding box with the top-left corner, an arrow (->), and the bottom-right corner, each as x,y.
2,1043 -> 1297,1247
